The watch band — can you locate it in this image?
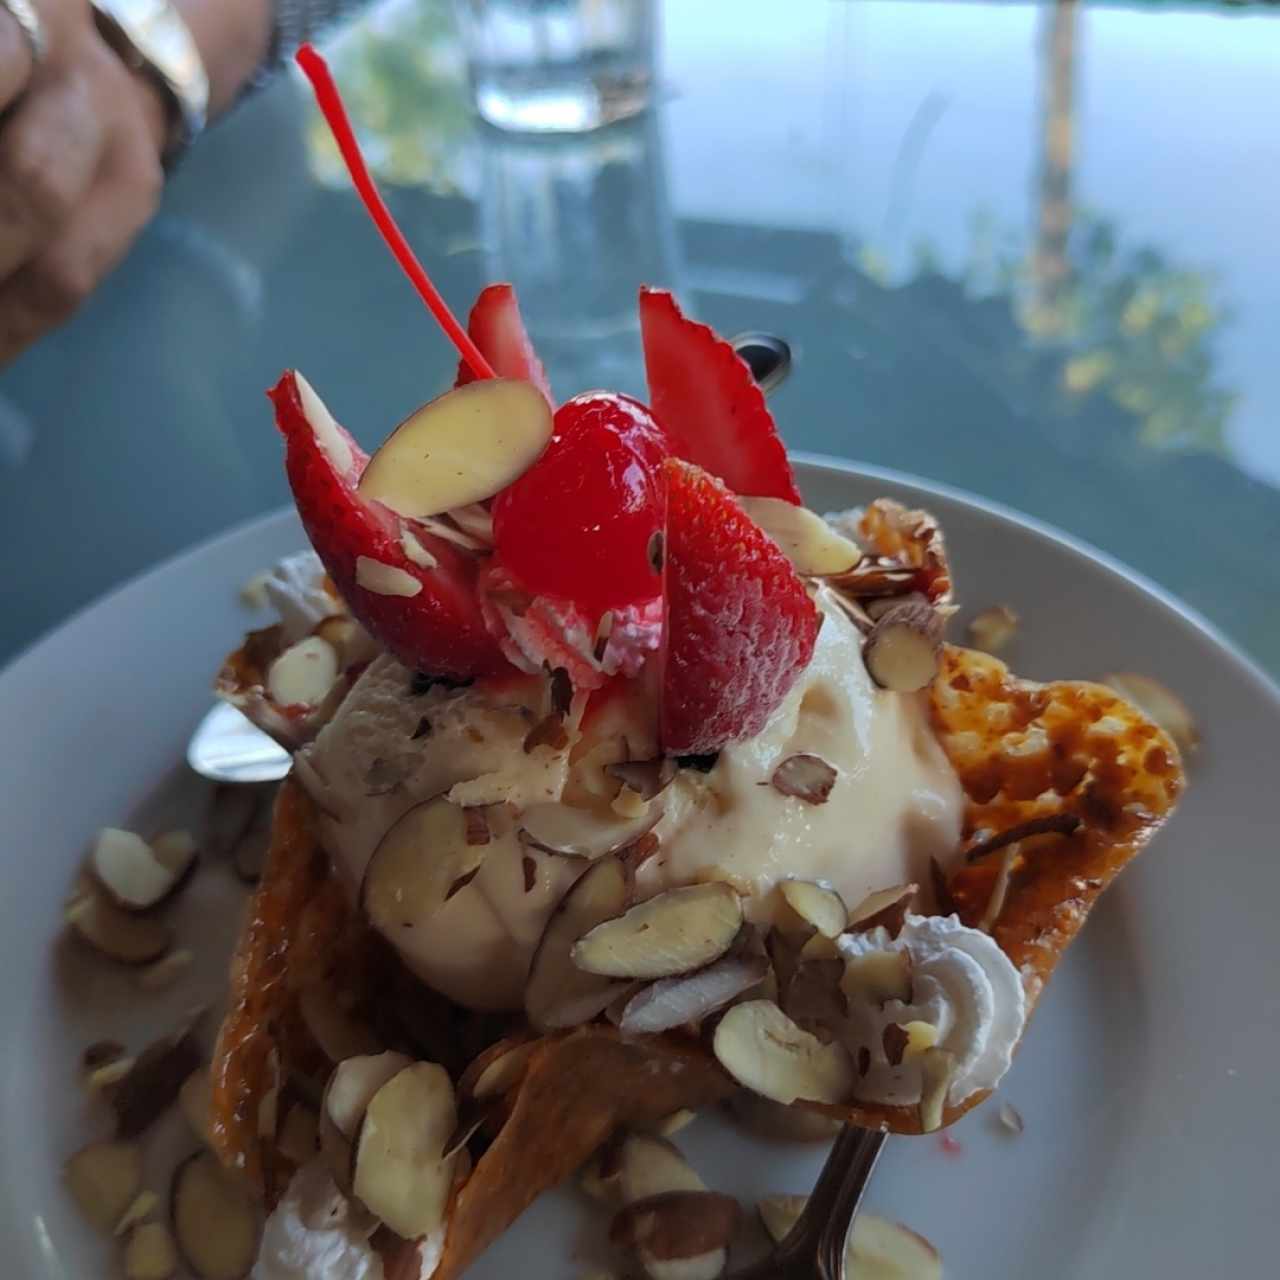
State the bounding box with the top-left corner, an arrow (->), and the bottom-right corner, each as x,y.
91,0 -> 210,165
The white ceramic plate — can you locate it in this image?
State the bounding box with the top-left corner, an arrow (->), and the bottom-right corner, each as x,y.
2,459 -> 1275,1279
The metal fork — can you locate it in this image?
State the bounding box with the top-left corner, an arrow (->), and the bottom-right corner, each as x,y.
727,1125 -> 887,1280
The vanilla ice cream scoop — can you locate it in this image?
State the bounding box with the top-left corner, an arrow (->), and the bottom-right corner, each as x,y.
304,589 -> 965,1010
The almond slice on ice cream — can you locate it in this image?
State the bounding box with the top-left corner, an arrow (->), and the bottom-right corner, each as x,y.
917,1047 -> 955,1134
520,802 -> 661,860
770,754 -> 837,806
757,1195 -> 942,1279
352,1062 -> 458,1240
738,497 -> 863,576
610,1190 -> 738,1280
90,829 -> 182,912
171,1151 -> 259,1279
712,1000 -> 853,1105
363,796 -> 491,941
265,635 -> 339,707
319,1051 -> 413,1191
64,1140 -> 143,1233
846,884 -> 916,934
778,880 -> 847,938
967,605 -> 1019,655
841,949 -> 913,1007
862,599 -> 942,692
525,855 -> 631,1031
617,951 -> 768,1035
357,379 -> 553,519
572,882 -> 743,980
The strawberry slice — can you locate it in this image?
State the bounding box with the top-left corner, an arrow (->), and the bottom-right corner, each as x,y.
455,283 -> 553,405
269,371 -> 508,678
659,458 -> 819,754
639,287 -> 801,504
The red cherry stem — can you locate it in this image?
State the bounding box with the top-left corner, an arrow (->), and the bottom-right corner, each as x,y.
295,43 -> 496,381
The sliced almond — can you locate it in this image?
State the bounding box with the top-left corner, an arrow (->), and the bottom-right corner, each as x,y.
917,1047 -> 955,1134
352,1062 -> 458,1240
85,1056 -> 136,1094
64,1140 -> 143,1233
525,855 -> 631,1031
796,931 -> 841,963
458,1036 -> 537,1101
414,514 -> 490,553
362,797 -> 491,943
448,503 -> 495,544
780,960 -> 848,1043
320,1051 -> 414,1192
617,951 -> 768,1035
778,880 -> 847,938
180,1067 -> 214,1146
617,1133 -> 705,1206
998,1101 -> 1025,1135
519,801 -> 661,860
125,1222 -> 179,1280
899,1020 -> 940,1060
572,882 -> 743,980
137,949 -> 194,991
863,600 -> 942,692
610,1190 -> 738,1276
299,983 -> 381,1063
967,605 -> 1019,655
171,1151 -> 259,1279
739,497 -> 863,576
357,379 -> 554,519
605,758 -> 677,802
712,1000 -> 853,1105
150,829 -> 198,878
355,557 -> 422,598
90,829 -> 179,912
400,528 -> 439,570
770,755 -> 838,806
114,1189 -> 160,1237
846,884 -> 917,934
111,1019 -> 203,1138
295,370 -> 354,474
758,1197 -> 942,1279
841,949 -> 913,1007
265,635 -> 339,707
651,1109 -> 697,1138
1102,672 -> 1199,753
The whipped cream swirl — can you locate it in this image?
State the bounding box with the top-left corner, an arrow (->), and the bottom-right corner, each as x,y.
838,913 -> 1026,1106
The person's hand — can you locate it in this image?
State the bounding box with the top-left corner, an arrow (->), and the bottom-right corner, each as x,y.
0,0 -> 167,363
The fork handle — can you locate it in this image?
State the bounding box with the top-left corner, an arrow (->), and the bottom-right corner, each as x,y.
809,1125 -> 887,1279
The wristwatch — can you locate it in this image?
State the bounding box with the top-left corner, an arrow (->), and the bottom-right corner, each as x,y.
90,0 -> 210,166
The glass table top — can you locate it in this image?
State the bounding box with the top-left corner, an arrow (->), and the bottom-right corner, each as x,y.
2,0 -> 1277,679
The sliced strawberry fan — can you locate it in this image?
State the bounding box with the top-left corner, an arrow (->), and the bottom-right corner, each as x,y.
269,372 -> 507,678
640,287 -> 802,504
454,283 -> 553,405
659,458 -> 820,754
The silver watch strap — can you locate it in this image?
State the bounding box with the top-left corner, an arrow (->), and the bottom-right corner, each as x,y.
91,0 -> 209,165
260,0 -> 365,83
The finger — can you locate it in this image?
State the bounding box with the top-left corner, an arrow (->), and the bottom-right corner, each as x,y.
0,9 -> 35,112
0,129 -> 161,363
0,72 -> 104,279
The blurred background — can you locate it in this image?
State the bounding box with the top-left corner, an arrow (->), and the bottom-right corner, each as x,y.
1,0 -> 1276,676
